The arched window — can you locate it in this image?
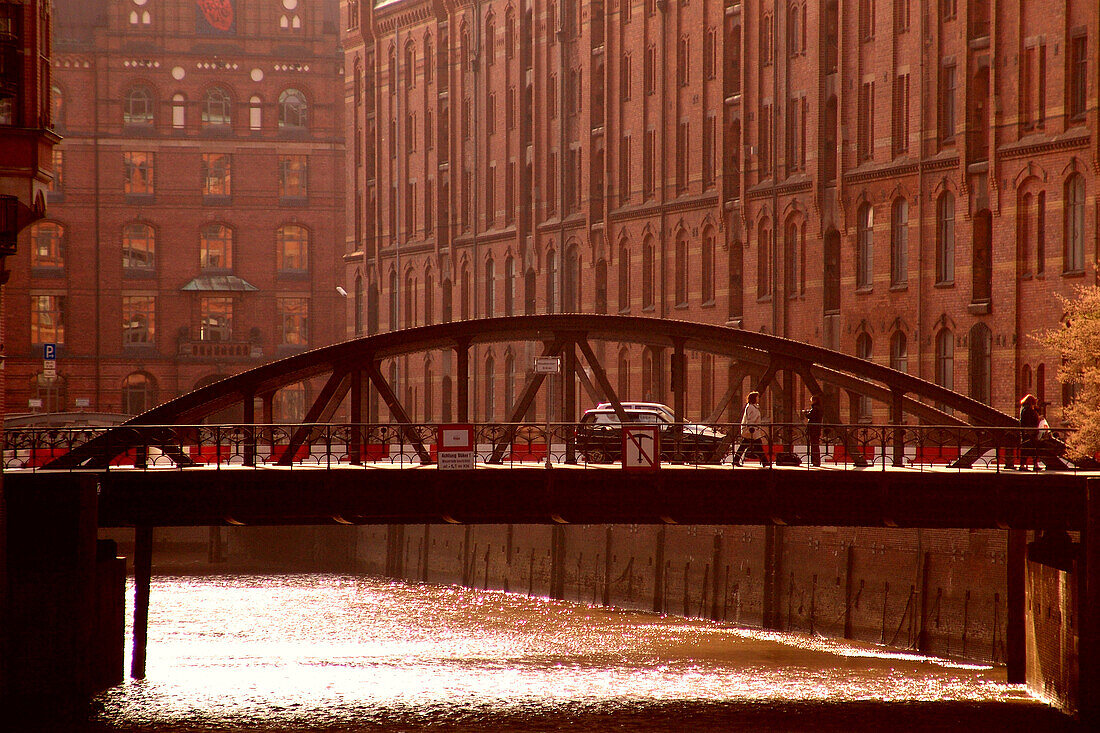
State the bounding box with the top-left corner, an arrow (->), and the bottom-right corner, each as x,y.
404,270 -> 416,328
1064,174 -> 1086,272
642,235 -> 655,308
618,241 -> 631,311
278,89 -> 308,130
424,266 -> 434,325
546,249 -> 559,313
173,93 -> 186,129
424,358 -> 434,421
367,277 -> 380,334
936,191 -> 955,283
856,203 -> 873,289
484,257 -> 496,317
675,233 -> 689,306
50,84 -> 64,129
642,347 -> 660,401
124,86 -> 154,125
504,353 -> 516,415
891,198 -> 908,286
784,220 -> 799,295
484,14 -> 496,67
890,331 -> 908,373
199,224 -> 233,269
354,273 -> 364,335
404,41 -> 416,88
617,349 -> 630,402
388,269 -> 399,329
249,95 -> 261,130
595,259 -> 608,314
424,38 -> 434,84
30,221 -> 64,269
935,328 -> 954,391
757,220 -> 772,297
972,209 -> 993,303
484,355 -> 496,420
524,268 -> 536,314
504,255 -> 516,316
564,244 -> 581,312
121,373 -> 158,415
460,261 -> 471,319
122,222 -> 155,271
202,87 -> 232,127
856,333 -> 873,420
701,227 -> 715,303
968,322 -> 992,405
442,278 -> 453,322
276,225 -> 309,271
788,4 -> 800,55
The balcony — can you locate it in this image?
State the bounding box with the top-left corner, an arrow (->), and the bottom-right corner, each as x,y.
178,340 -> 262,360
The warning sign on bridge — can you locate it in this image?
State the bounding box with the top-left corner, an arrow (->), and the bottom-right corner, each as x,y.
438,424 -> 475,470
622,425 -> 660,471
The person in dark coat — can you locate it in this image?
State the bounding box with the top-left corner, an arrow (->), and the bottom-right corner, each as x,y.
1018,394 -> 1040,471
802,394 -> 824,466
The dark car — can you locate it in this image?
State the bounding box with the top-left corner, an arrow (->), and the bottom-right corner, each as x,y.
575,405 -> 728,464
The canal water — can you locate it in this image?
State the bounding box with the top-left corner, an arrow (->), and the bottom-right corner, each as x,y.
71,574 -> 1078,731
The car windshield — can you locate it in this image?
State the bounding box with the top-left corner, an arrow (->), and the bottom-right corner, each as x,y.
582,410 -> 664,425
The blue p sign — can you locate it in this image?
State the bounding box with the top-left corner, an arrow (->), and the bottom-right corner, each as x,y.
43,343 -> 56,361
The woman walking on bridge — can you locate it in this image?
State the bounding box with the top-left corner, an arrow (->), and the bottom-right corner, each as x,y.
1018,394 -> 1040,471
733,392 -> 771,467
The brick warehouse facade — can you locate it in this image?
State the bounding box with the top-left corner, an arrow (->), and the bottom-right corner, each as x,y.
2,0 -> 345,419
343,0 -> 1098,425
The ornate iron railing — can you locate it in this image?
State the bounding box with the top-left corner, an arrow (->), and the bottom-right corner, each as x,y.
1,422 -> 1082,474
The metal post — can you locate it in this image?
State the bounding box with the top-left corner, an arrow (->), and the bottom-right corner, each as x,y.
891,388 -> 904,467
350,370 -> 362,465
564,342 -> 576,464
243,390 -> 255,467
131,525 -> 153,679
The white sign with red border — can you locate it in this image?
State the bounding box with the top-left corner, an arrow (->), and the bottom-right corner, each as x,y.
622,425 -> 661,471
438,424 -> 475,470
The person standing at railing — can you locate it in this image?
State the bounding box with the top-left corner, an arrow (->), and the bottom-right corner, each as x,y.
732,391 -> 771,467
1018,394 -> 1040,471
802,394 -> 823,466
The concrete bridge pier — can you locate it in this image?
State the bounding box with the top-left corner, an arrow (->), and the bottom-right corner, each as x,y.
2,475 -> 125,709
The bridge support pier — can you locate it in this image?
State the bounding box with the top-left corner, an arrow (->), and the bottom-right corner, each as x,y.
131,526 -> 152,679
1007,529 -> 1026,684
1082,481 -> 1100,723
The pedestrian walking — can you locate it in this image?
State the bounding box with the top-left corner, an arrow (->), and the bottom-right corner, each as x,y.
1018,393 -> 1040,471
802,394 -> 823,466
733,391 -> 771,467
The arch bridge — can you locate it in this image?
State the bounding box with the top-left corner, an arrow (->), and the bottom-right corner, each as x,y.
37,314 -> 1028,473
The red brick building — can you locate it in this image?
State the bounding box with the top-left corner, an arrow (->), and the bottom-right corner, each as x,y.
343,0 -> 1097,425
4,0 -> 346,419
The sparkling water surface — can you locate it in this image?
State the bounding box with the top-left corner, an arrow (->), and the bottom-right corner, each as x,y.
69,574 -> 1080,732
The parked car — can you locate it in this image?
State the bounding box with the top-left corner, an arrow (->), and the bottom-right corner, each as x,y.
575,404 -> 727,464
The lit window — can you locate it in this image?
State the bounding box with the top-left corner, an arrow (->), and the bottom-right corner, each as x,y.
123,151 -> 154,194
279,155 -> 308,197
278,89 -> 308,130
277,225 -> 309,271
122,223 -> 156,271
200,224 -> 233,269
124,86 -> 154,125
201,153 -> 232,196
202,87 -> 232,127
122,295 -> 156,345
278,297 -> 309,346
31,294 -> 65,344
29,221 -> 64,269
199,297 -> 233,341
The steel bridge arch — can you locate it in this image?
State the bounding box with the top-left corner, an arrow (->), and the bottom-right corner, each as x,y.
46,315 -> 1016,469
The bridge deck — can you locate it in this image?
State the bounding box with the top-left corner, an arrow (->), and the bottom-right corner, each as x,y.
6,462 -> 1091,532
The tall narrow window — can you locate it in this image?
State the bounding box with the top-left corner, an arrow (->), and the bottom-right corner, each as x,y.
200,224 -> 233,270
935,329 -> 954,391
618,241 -> 631,311
858,81 -> 874,161
122,223 -> 156,271
1069,35 -> 1088,120
892,73 -> 910,156
123,152 -> 154,194
31,294 -> 65,344
30,221 -> 64,269
278,297 -> 310,346
173,94 -> 186,129
278,89 -> 308,130
277,225 -> 309,272
642,236 -> 655,309
485,258 -> 496,317
856,203 -> 873,289
201,153 -> 232,197
202,87 -> 232,128
546,250 -> 559,313
939,64 -> 957,141
504,256 -> 515,317
856,333 -> 874,419
1017,191 -> 1033,276
858,0 -> 874,40
968,323 -> 992,405
124,86 -> 154,125
759,105 -> 771,174
199,297 -> 232,342
890,198 -> 908,286
278,155 -> 308,198
1036,191 -> 1046,274
675,234 -> 688,306
936,192 -> 954,283
1065,175 -> 1086,272
701,228 -> 715,303
757,221 -> 772,297
890,331 -> 908,373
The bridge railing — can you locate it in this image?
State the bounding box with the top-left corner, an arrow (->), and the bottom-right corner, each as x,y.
1,422 -> 1082,473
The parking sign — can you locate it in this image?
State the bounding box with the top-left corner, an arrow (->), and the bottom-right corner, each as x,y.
43,343 -> 56,361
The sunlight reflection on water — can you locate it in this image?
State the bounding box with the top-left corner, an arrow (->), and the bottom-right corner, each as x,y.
84,574 -> 1071,732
